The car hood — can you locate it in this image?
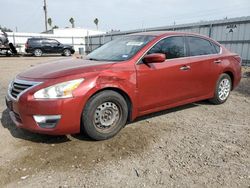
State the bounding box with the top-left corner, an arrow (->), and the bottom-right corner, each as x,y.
18,58 -> 115,79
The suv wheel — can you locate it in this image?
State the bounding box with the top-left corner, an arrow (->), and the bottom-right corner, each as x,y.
63,49 -> 71,56
209,73 -> 232,104
82,90 -> 128,140
33,49 -> 42,57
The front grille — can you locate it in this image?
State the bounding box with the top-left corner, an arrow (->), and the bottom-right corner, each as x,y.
10,81 -> 33,99
9,79 -> 41,99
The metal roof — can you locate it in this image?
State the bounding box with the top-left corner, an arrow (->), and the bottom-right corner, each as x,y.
91,16 -> 250,37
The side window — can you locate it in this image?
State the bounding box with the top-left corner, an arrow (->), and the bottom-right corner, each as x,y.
212,42 -> 221,53
187,36 -> 216,56
147,36 -> 185,59
29,39 -> 40,45
42,39 -> 58,45
42,39 -> 50,45
49,40 -> 59,45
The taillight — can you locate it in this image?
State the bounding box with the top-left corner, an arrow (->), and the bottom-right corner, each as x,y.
233,55 -> 242,65
25,42 -> 28,48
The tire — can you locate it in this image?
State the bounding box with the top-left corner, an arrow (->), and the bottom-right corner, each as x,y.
82,90 -> 128,140
63,49 -> 71,56
33,49 -> 42,57
9,43 -> 17,54
209,73 -> 232,104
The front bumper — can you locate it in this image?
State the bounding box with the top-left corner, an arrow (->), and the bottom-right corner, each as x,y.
5,92 -> 84,135
71,49 -> 75,54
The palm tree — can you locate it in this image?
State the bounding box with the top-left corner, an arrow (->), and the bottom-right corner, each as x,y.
48,18 -> 52,28
94,18 -> 99,30
69,17 -> 75,28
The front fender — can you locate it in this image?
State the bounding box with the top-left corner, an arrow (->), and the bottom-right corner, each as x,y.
77,70 -> 138,120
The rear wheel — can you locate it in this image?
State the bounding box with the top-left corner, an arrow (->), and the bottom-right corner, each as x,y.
33,49 -> 42,57
209,73 -> 232,104
63,49 -> 71,56
82,90 -> 128,140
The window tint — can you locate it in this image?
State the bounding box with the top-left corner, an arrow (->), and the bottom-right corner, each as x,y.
212,43 -> 221,53
187,36 -> 216,56
42,39 -> 59,45
42,39 -> 50,44
147,36 -> 185,59
49,40 -> 59,45
28,39 -> 41,44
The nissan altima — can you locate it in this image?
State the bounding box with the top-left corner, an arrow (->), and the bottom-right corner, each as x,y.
6,31 -> 241,140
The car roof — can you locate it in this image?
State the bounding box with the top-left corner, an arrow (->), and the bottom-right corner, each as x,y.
129,31 -> 220,45
28,37 -> 55,40
129,31 -> 207,38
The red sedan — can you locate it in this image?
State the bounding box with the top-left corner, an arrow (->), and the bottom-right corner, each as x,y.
6,31 -> 241,140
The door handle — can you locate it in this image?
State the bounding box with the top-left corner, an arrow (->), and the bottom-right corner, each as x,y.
180,65 -> 191,71
214,59 -> 222,64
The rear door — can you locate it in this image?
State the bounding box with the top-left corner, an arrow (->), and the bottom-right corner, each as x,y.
184,36 -> 222,97
41,39 -> 53,53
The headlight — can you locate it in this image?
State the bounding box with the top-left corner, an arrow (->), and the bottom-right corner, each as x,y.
34,78 -> 84,99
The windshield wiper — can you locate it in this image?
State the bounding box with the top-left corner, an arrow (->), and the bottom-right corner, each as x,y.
88,58 -> 100,61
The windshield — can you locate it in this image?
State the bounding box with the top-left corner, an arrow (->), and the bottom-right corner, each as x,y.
87,35 -> 155,61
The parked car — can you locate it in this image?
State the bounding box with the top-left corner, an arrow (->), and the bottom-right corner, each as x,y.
25,38 -> 75,57
6,31 -> 241,140
0,30 -> 9,46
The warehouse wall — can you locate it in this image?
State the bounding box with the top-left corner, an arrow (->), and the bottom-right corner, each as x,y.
85,16 -> 250,65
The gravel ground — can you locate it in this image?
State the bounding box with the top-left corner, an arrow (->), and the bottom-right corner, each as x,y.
0,56 -> 249,188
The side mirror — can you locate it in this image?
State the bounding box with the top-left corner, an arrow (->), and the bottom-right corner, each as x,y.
143,53 -> 166,64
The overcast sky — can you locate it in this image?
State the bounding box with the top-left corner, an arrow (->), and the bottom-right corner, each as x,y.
1,0 -> 250,33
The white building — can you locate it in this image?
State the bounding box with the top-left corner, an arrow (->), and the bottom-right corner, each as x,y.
6,28 -> 105,53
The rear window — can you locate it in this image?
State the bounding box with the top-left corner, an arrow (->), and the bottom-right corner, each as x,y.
187,36 -> 217,56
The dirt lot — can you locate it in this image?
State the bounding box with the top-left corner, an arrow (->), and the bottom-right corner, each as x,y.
0,56 -> 249,188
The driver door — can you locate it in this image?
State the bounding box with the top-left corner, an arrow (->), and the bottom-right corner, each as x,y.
50,39 -> 63,53
136,36 -> 195,112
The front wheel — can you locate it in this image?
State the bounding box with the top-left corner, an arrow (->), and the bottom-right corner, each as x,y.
209,73 -> 232,104
63,49 -> 71,56
82,90 -> 128,140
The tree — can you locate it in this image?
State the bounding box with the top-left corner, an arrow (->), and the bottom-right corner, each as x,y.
48,18 -> 52,28
69,17 -> 75,28
94,18 -> 99,30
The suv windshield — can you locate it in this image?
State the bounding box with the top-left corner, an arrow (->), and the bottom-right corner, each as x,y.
87,35 -> 155,61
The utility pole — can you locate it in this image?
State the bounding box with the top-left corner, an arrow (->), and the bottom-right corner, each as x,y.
43,0 -> 48,32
